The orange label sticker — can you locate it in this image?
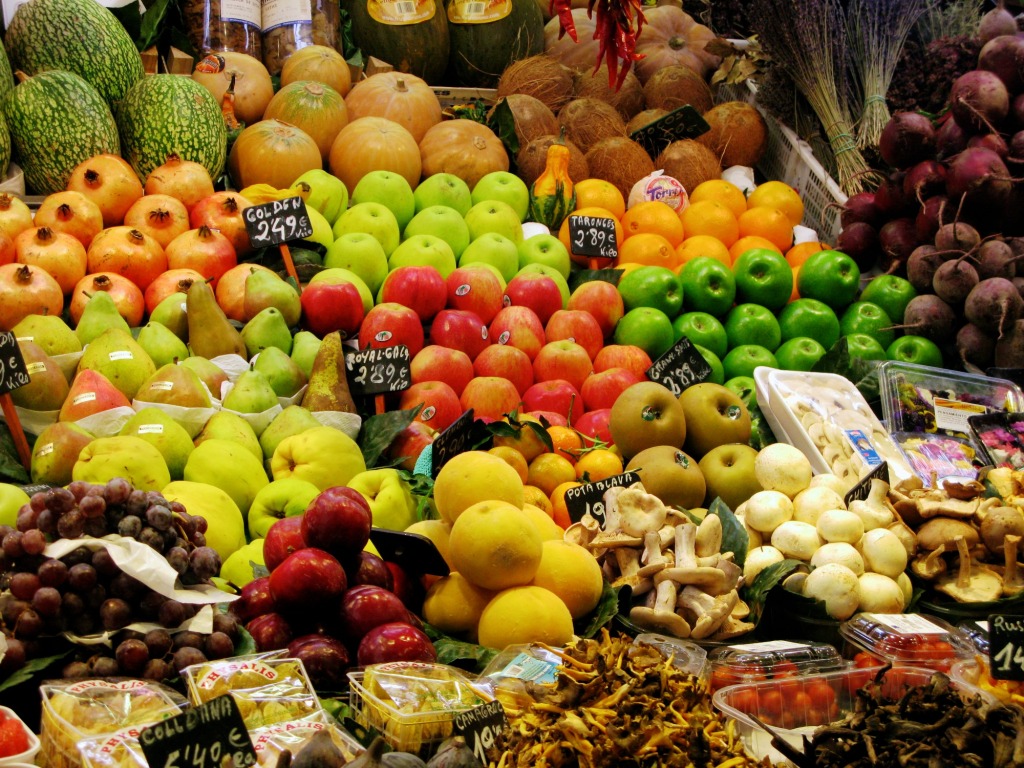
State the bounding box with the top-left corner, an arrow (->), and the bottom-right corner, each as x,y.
367,0 -> 435,24
447,0 -> 512,23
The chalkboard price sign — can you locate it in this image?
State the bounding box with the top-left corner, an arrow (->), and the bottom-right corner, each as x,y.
844,462 -> 890,507
453,700 -> 509,764
630,105 -> 711,159
432,409 -> 481,476
139,695 -> 257,768
0,331 -> 30,395
645,336 -> 712,395
564,470 -> 641,526
568,214 -> 617,260
243,196 -> 314,249
345,345 -> 411,396
990,614 -> 1024,681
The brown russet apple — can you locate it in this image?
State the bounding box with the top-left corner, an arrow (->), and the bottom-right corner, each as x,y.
608,381 -> 686,459
626,445 -> 706,509
678,382 -> 752,460
698,443 -> 761,511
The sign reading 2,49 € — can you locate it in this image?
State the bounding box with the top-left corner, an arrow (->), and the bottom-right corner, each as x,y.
243,196 -> 314,249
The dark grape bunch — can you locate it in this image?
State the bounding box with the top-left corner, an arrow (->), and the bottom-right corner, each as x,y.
0,478 -> 232,682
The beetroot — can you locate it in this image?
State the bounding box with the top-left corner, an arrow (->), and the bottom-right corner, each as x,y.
840,192 -> 881,228
903,160 -> 948,203
879,112 -> 937,169
934,220 -> 981,253
995,318 -> 1024,367
980,2 -> 1019,45
915,195 -> 949,243
949,70 -> 1010,133
835,222 -> 880,271
1013,93 -> 1024,129
1015,276 -> 1024,300
933,257 -> 980,305
967,132 -> 1010,159
878,218 -> 919,274
964,276 -> 1024,337
977,239 -> 1018,280
907,244 -> 948,293
957,322 -> 997,370
874,172 -> 913,217
936,117 -> 969,159
979,34 -> 1024,93
945,147 -> 1013,211
901,294 -> 958,342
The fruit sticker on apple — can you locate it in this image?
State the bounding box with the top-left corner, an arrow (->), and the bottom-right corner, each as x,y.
645,336 -> 714,396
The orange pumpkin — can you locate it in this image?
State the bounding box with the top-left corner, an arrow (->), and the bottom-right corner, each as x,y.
264,81 -> 349,161
228,119 -> 323,190
281,44 -> 352,96
344,71 -> 442,143
419,120 -> 509,189
329,116 -> 422,192
633,6 -> 720,83
544,9 -> 597,72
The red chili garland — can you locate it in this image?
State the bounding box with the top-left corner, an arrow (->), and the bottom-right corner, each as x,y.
550,0 -> 646,90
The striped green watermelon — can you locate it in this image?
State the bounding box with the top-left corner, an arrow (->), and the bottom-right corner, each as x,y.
0,39 -> 13,104
5,0 -> 143,106
0,110 -> 10,181
4,70 -> 119,194
116,75 -> 227,184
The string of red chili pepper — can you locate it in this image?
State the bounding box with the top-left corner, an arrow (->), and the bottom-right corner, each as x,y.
549,0 -> 578,42
590,0 -> 646,90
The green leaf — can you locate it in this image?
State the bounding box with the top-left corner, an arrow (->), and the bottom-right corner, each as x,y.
747,399 -> 778,452
487,97 -> 519,158
251,562 -> 269,580
423,624 -> 499,671
709,497 -> 748,568
576,581 -> 620,639
568,269 -> 624,292
0,421 -> 29,484
360,405 -> 421,468
677,507 -> 702,525
319,698 -> 353,724
138,0 -> 174,51
233,626 -> 256,658
0,650 -> 70,693
742,558 -> 804,623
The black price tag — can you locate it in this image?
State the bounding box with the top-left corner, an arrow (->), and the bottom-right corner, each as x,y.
568,214 -> 617,260
369,527 -> 450,575
0,331 -> 30,395
453,700 -> 509,764
989,614 -> 1024,681
564,470 -> 641,526
843,462 -> 890,507
243,196 -> 314,249
344,345 -> 411,396
140,695 -> 257,768
645,337 -> 712,395
630,105 -> 711,158
432,409 -> 484,476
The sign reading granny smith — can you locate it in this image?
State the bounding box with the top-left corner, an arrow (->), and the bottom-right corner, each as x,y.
243,196 -> 313,249
140,695 -> 256,768
568,215 -> 617,260
564,470 -> 641,526
990,614 -> 1024,681
630,105 -> 711,158
645,337 -> 712,396
345,345 -> 411,396
0,331 -> 30,395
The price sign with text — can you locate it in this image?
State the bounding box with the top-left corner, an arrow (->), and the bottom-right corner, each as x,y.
564,471 -> 640,526
453,701 -> 509,764
990,614 -> 1024,681
844,462 -> 890,507
568,214 -> 617,260
432,409 -> 483,477
0,331 -> 30,395
630,105 -> 710,159
645,336 -> 712,396
243,196 -> 314,249
140,695 -> 256,768
344,345 -> 411,396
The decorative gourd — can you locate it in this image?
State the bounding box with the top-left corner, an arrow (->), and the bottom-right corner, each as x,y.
263,80 -> 348,161
228,119 -> 322,190
632,6 -> 721,83
344,72 -> 442,143
419,119 -> 509,189
329,116 -> 422,192
280,44 -> 352,96
528,134 -> 575,230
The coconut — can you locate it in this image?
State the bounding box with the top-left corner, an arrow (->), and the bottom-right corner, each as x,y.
558,98 -> 627,154
626,108 -> 669,135
643,66 -> 714,113
517,134 -> 589,185
496,54 -> 574,113
493,93 -> 559,148
656,139 -> 722,195
585,136 -> 656,199
697,101 -> 767,168
572,65 -> 645,120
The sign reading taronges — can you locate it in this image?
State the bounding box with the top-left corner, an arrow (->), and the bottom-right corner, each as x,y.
990,614 -> 1024,681
564,470 -> 641,526
243,196 -> 314,249
432,409 -> 481,477
453,700 -> 509,764
645,336 -> 712,396
344,345 -> 411,396
0,331 -> 29,395
568,214 -> 617,260
139,695 -> 256,768
630,105 -> 711,158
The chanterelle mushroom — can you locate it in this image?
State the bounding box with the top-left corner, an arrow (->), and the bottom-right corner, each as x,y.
935,535 -> 1003,602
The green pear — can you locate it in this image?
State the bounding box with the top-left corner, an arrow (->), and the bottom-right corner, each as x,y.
136,363 -> 212,409
119,407 -> 195,480
76,291 -> 130,346
31,422 -> 94,486
73,435 -> 171,491
195,411 -> 262,461
259,405 -> 321,461
13,314 -> 82,357
179,356 -> 229,400
12,340 -> 69,411
241,307 -> 292,358
290,331 -> 321,379
149,292 -> 189,342
77,328 -> 156,401
243,269 -> 301,326
253,347 -> 308,398
137,321 -> 190,369
222,369 -> 279,414
183,439 -> 269,516
247,477 -> 321,538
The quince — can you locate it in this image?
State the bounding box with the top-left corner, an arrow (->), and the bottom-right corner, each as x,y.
183,439 -> 270,516
73,436 -> 171,491
0,483 -> 30,528
162,480 -> 246,560
220,538 -> 265,588
347,468 -> 417,531
247,478 -> 320,538
270,426 -> 365,490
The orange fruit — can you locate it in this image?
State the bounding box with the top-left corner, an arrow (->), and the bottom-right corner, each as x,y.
614,261 -> 647,278
491,413 -> 550,462
615,232 -> 676,268
729,235 -> 782,265
786,241 -> 830,268
558,205 -> 624,265
790,266 -> 800,302
620,200 -> 685,247
738,206 -> 794,251
575,179 -> 626,220
747,181 -> 804,227
523,484 -> 554,516
547,425 -> 585,463
675,235 -> 732,268
487,445 -> 529,484
680,200 -> 739,248
575,448 -> 624,483
528,453 -> 577,497
689,179 -> 748,219
550,480 -> 583,529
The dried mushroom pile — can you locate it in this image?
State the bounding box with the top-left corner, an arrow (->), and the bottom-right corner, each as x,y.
487,630 -> 765,768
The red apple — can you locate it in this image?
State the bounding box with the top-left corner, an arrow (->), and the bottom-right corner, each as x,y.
358,302 -> 425,356
568,280 -> 625,339
338,584 -> 412,646
346,551 -> 394,590
489,305 -> 545,361
445,265 -> 504,325
287,634 -> 350,691
593,344 -> 653,379
545,309 -> 604,361
269,548 -> 348,609
503,272 -> 564,325
246,612 -> 294,651
385,561 -> 424,613
380,265 -> 447,323
302,487 -> 373,560
300,281 -> 364,338
430,308 -> 491,360
460,375 -> 522,421
399,380 -> 462,432
356,621 -> 437,665
263,516 -> 306,573
574,407 -> 613,446
473,343 -> 533,395
230,575 -> 276,622
522,379 -> 583,422
411,345 -> 474,395
581,366 -> 642,411
525,409 -> 568,427
388,420 -> 436,471
533,340 -> 593,392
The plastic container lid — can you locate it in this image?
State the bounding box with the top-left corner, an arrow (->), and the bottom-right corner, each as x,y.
709,639 -> 844,684
631,633 -> 708,678
0,706 -> 40,766
839,612 -> 973,668
956,619 -> 990,654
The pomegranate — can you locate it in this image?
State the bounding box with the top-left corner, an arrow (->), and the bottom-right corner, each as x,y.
122,194 -> 189,249
0,264 -> 63,330
144,153 -> 216,211
14,226 -> 87,294
189,191 -> 254,257
144,268 -> 206,314
86,226 -> 167,292
164,226 -> 237,287
66,154 -> 144,227
33,191 -> 104,248
0,231 -> 16,267
0,193 -> 33,241
216,262 -> 277,322
70,273 -> 145,327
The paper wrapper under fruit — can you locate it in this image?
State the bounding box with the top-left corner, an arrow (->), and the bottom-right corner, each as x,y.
130,399 -> 218,439
250,712 -> 365,768
67,406 -> 140,438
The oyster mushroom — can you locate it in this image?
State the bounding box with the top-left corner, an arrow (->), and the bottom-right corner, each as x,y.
695,513 -> 722,558
630,578 -> 690,637
638,530 -> 670,578
910,517 -> 979,580
935,535 -> 1003,603
676,586 -> 737,639
655,523 -> 733,594
980,505 -> 1024,556
1002,534 -> 1024,597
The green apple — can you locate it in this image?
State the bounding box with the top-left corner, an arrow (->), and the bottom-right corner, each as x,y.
844,333 -> 888,361
292,169 -> 348,225
887,335 -> 943,367
839,301 -> 894,348
0,483 -> 30,528
472,171 -> 530,221
301,205 -> 334,250
732,248 -> 793,311
797,249 -> 861,312
332,201 -> 401,256
775,336 -> 827,371
679,257 -> 737,318
247,477 -> 322,538
693,344 -> 725,384
859,274 -> 917,324
515,263 -> 570,307
672,311 -> 728,359
618,266 -> 683,317
613,306 -> 675,359
678,382 -> 751,459
219,538 -> 265,588
404,205 -> 471,258
724,303 -> 782,351
459,232 -> 520,283
699,443 -> 762,510
415,172 -> 473,216
778,298 -> 841,349
724,375 -> 757,408
518,233 -> 571,279
308,267 -> 374,313
388,234 -> 458,279
464,199 -> 523,244
722,344 -> 778,380
351,169 -> 416,230
323,232 -> 389,295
